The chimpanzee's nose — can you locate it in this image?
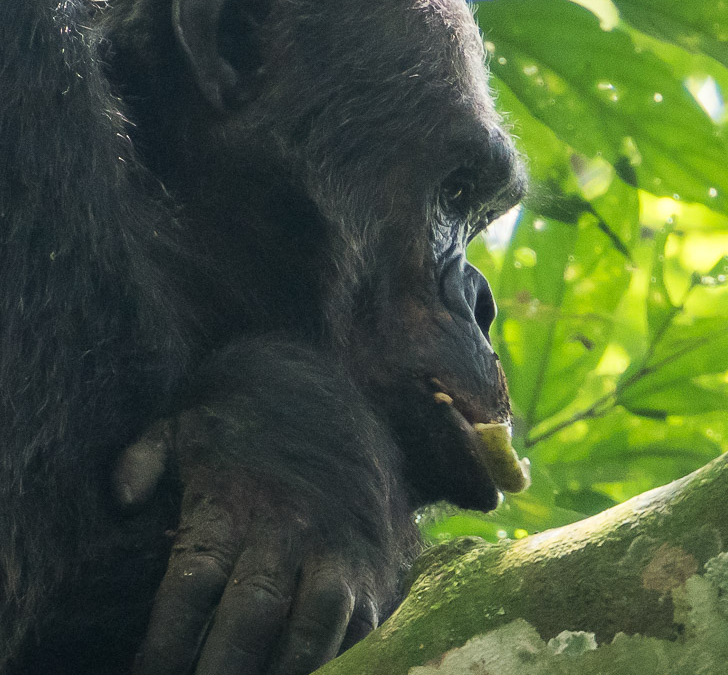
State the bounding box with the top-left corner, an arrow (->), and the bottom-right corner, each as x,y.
469,265 -> 497,335
441,257 -> 497,339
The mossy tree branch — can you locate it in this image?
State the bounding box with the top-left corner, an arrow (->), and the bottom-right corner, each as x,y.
314,453 -> 728,675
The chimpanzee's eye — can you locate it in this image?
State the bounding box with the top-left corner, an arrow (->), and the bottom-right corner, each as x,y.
438,167 -> 477,222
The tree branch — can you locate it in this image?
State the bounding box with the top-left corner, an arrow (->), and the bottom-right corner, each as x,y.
315,453 -> 728,674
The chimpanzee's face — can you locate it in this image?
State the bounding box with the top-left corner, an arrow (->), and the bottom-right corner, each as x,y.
244,0 -> 528,509
136,0 -> 528,510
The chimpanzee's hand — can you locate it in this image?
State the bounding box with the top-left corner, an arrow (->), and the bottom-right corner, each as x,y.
135,461 -> 380,673
113,341 -> 419,675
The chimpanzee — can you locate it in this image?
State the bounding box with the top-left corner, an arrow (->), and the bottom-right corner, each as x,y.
0,1 -> 526,674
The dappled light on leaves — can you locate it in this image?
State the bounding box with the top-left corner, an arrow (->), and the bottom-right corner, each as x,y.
427,0 -> 728,544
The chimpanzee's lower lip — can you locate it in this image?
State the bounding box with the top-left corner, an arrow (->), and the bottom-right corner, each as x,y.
432,388 -> 531,495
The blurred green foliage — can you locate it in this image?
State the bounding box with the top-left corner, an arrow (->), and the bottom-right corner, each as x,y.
422,0 -> 728,544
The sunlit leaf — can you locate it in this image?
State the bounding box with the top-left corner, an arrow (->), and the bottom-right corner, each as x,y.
496,209 -> 630,426
647,318 -> 728,376
696,254 -> 728,285
554,488 -> 617,514
646,227 -> 676,339
617,318 -> 728,416
611,0 -> 728,68
445,0 -> 728,543
533,409 -> 722,504
619,380 -> 728,417
475,0 -> 728,213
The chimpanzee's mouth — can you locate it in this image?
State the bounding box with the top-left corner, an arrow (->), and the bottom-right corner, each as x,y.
430,380 -> 531,495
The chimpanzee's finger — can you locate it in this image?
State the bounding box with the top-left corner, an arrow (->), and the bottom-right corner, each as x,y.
339,593 -> 378,654
133,553 -> 230,675
113,418 -> 172,508
194,527 -> 300,675
268,561 -> 356,675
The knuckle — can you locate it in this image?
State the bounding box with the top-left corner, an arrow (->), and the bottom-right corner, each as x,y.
172,553 -> 231,588
233,574 -> 289,606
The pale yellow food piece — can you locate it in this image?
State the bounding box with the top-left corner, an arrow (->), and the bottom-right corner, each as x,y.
473,422 -> 531,493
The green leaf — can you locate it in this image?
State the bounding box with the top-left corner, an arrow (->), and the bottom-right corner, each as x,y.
490,75 -> 578,192
453,0 -> 728,543
617,318 -> 728,416
612,0 -> 728,68
619,380 -> 728,417
475,0 -> 728,212
648,319 -> 728,377
533,408 -> 723,503
554,488 -> 617,514
496,209 -> 630,426
491,75 -> 641,256
694,254 -> 728,286
646,227 -> 676,340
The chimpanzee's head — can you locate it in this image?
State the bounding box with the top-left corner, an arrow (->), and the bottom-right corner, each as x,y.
104,0 -> 527,511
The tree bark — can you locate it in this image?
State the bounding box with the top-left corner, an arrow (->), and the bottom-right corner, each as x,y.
314,453 -> 728,674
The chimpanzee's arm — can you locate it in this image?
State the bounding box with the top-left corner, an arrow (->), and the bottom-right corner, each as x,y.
115,338 -> 421,675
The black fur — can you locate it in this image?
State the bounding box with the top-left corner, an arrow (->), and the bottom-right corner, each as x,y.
0,1 -> 525,673
1,0 -> 192,667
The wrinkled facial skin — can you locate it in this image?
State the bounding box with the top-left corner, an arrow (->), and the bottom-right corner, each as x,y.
110,0 -> 525,510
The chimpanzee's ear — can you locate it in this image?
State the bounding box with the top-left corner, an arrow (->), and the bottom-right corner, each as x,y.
172,0 -> 267,112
